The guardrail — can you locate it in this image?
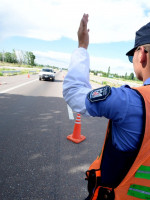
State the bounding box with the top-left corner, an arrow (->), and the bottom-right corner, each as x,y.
2,70 -> 21,75
1,70 -> 38,76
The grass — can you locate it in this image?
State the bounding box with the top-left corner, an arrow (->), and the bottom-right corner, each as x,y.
91,76 -> 142,88
0,62 -> 35,68
91,80 -> 121,87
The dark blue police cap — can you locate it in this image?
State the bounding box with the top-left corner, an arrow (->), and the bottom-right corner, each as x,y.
126,22 -> 150,56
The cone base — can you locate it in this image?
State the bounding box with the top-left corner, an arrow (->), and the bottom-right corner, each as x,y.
67,134 -> 86,144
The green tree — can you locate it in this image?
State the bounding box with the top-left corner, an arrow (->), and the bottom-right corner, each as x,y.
114,73 -> 119,78
94,70 -> 97,75
29,52 -> 35,66
4,52 -> 12,63
11,49 -> 18,63
25,51 -> 30,65
102,72 -> 108,77
129,72 -> 134,80
25,51 -> 35,66
0,53 -> 3,61
125,72 -> 128,79
107,66 -> 110,77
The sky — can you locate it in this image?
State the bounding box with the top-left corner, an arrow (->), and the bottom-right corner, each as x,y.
0,0 -> 150,75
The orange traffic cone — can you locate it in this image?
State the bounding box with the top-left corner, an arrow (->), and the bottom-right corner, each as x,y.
28,73 -> 30,78
67,113 -> 86,144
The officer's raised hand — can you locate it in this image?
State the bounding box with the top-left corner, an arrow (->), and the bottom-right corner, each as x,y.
78,14 -> 89,49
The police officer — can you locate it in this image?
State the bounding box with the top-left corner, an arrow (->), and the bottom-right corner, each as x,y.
63,14 -> 150,199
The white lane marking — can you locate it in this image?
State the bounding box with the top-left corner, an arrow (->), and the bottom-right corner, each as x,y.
67,105 -> 74,120
0,79 -> 38,94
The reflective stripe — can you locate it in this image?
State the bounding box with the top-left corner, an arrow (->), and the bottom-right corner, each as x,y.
128,184 -> 150,199
135,165 -> 150,180
129,188 -> 150,195
75,122 -> 81,124
137,170 -> 150,174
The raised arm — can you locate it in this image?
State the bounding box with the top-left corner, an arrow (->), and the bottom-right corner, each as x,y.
63,14 -> 92,116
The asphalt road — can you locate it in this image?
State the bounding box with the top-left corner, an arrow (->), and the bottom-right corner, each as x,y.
0,72 -> 108,200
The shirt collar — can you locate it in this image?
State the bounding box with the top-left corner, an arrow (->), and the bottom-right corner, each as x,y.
144,77 -> 150,85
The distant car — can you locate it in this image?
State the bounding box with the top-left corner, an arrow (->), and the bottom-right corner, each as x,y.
39,68 -> 55,81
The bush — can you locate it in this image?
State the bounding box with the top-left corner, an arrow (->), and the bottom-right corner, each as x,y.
102,81 -> 107,85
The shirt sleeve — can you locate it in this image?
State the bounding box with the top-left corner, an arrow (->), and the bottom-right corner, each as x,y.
85,86 -> 130,123
63,48 -> 92,116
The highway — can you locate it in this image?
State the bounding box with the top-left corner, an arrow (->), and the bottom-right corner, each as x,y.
0,72 -> 108,200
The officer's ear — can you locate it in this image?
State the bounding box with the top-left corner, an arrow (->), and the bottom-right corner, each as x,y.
140,46 -> 147,64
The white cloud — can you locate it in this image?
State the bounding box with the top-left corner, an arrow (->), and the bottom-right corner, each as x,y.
0,0 -> 150,43
34,50 -> 133,75
34,50 -> 71,68
90,55 -> 133,75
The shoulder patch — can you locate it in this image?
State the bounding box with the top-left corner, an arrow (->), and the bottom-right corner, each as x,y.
88,85 -> 111,102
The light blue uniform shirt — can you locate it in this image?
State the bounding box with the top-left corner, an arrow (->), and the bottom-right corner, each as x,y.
63,48 -> 148,152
